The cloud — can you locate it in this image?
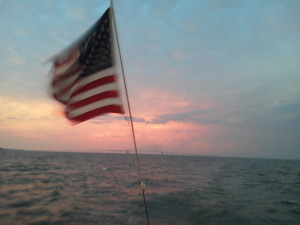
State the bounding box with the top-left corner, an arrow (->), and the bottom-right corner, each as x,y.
66,7 -> 87,20
90,115 -> 146,125
209,0 -> 243,9
149,110 -> 218,125
0,96 -> 57,124
214,84 -> 300,125
135,82 -> 300,128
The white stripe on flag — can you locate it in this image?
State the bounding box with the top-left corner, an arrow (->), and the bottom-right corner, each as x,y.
69,82 -> 119,104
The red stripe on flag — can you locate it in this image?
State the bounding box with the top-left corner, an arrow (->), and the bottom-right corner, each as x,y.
68,90 -> 119,108
67,105 -> 124,123
70,75 -> 116,97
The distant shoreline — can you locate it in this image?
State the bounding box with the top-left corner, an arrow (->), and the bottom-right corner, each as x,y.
1,148 -> 298,161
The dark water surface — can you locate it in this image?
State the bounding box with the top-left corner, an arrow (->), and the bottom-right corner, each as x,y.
0,149 -> 299,225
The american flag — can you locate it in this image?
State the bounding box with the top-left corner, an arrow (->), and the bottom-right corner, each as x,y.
49,8 -> 124,123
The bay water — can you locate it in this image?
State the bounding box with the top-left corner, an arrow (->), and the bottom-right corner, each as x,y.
0,149 -> 299,225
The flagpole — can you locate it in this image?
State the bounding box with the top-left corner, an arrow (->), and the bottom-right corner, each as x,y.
110,1 -> 150,225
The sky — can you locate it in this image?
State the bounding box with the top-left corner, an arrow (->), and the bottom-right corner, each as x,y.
0,0 -> 299,159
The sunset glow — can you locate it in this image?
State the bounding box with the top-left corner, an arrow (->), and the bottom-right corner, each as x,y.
0,0 -> 299,159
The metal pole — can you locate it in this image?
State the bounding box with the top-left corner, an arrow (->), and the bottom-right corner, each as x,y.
109,1 -> 150,225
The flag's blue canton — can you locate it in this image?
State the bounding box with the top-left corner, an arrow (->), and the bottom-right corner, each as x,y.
79,9 -> 112,78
